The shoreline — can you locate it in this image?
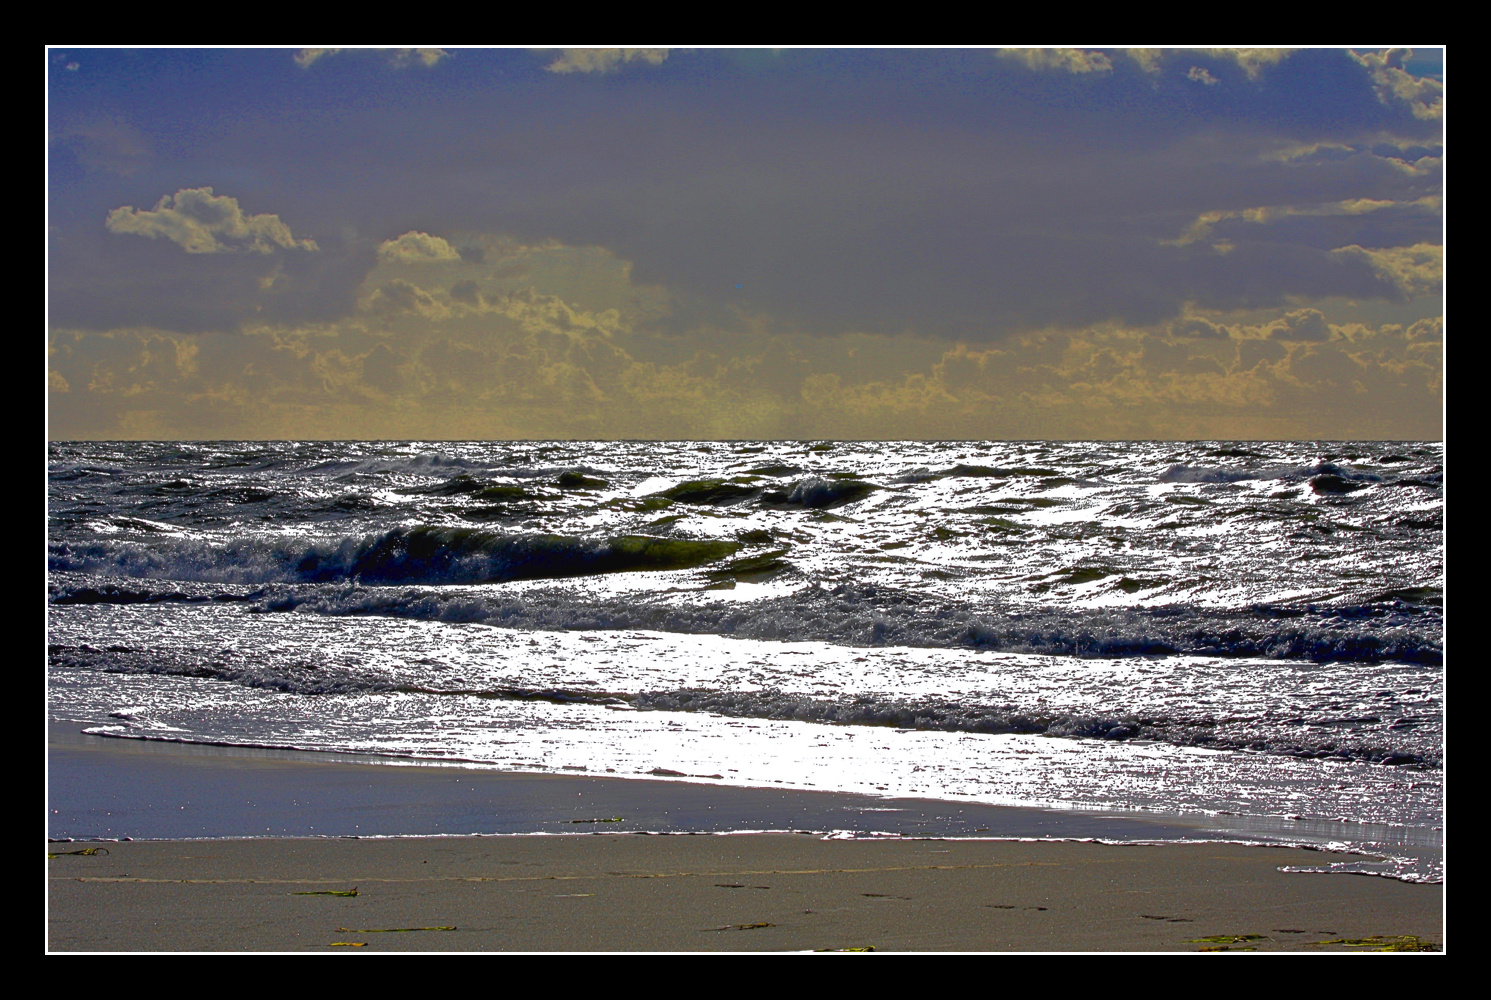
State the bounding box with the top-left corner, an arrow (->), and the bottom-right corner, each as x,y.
48,719 -> 1220,843
46,720 -> 1445,952
48,720 -> 1439,855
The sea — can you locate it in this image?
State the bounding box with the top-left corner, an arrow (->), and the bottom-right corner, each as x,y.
46,440 -> 1444,881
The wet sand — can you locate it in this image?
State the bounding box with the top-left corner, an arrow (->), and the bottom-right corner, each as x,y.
46,723 -> 1443,952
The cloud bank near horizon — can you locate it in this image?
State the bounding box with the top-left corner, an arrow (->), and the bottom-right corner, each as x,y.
49,47 -> 1442,439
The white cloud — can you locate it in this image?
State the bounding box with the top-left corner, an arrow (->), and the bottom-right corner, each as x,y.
1406,317 -> 1441,341
295,48 -> 341,69
999,48 -> 1112,74
1261,141 -> 1358,163
1124,48 -> 1288,80
295,48 -> 449,70
1205,48 -> 1291,80
1166,196 -> 1440,246
1266,308 -> 1332,342
390,48 -> 450,68
1330,243 -> 1442,298
1125,49 -> 1164,74
376,231 -> 462,264
104,188 -> 319,254
1351,48 -> 1443,120
544,49 -> 669,74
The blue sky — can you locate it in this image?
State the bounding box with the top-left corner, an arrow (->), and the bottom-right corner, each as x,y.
48,48 -> 1443,439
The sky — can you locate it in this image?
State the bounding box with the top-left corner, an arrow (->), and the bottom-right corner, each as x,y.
47,47 -> 1444,441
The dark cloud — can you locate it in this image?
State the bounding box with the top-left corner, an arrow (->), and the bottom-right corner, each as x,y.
1204,205 -> 1441,254
369,278 -> 439,315
360,343 -> 403,394
1268,308 -> 1332,341
50,230 -> 275,333
1177,239 -> 1397,311
49,227 -> 377,333
50,49 -> 1441,341
1170,317 -> 1229,339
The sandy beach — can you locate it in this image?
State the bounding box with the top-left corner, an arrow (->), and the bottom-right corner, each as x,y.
46,723 -> 1442,952
50,834 -> 1443,953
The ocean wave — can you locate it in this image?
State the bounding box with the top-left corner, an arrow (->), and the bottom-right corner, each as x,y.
759,477 -> 878,508
641,476 -> 881,510
938,464 -> 1063,479
47,642 -> 1437,768
48,463 -> 123,482
48,528 -> 741,586
1159,460 -> 1406,486
49,574 -> 1440,665
628,689 -> 1438,768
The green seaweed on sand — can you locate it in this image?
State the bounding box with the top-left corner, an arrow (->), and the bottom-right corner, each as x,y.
1314,935 -> 1439,952
48,846 -> 109,858
329,942 -> 367,947
293,888 -> 359,897
706,923 -> 775,932
1184,934 -> 1265,945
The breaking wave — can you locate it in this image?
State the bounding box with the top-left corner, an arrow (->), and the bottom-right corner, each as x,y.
48,527 -> 740,586
48,575 -> 1443,666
